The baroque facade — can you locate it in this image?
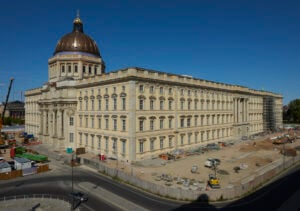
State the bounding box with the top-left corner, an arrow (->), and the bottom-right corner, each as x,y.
25,16 -> 283,162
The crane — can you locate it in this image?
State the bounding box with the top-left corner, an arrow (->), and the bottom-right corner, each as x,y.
0,78 -> 14,129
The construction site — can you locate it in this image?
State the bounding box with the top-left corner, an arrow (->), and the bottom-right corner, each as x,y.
87,127 -> 300,196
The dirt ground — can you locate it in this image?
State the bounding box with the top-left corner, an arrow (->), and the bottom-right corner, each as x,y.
102,130 -> 300,190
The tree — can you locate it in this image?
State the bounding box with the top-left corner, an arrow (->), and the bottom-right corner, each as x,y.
287,99 -> 300,123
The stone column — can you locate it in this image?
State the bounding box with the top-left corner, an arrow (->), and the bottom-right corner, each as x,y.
39,110 -> 43,135
54,109 -> 57,137
58,109 -> 64,138
44,110 -> 48,135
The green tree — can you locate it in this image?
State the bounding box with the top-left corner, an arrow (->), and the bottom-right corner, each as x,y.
288,99 -> 300,123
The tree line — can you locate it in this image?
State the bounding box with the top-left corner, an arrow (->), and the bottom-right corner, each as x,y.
283,99 -> 300,123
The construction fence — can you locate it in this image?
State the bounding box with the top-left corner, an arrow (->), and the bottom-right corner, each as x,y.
81,154 -> 300,201
0,164 -> 49,180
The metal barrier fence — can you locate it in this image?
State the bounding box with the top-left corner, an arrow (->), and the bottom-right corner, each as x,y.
82,154 -> 300,201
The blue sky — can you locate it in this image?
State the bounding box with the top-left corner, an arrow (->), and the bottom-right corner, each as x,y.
0,0 -> 299,105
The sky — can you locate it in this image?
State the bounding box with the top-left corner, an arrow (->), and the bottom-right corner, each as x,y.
0,0 -> 299,105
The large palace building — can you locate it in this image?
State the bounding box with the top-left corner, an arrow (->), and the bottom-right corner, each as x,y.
25,15 -> 283,162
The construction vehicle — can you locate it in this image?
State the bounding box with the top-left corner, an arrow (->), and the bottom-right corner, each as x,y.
208,174 -> 220,189
0,78 -> 14,148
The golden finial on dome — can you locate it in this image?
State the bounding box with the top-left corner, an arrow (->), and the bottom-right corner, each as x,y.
73,9 -> 82,24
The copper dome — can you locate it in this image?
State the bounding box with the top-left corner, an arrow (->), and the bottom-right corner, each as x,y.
54,16 -> 101,57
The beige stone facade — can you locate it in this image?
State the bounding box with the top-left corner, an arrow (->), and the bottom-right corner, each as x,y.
25,17 -> 283,163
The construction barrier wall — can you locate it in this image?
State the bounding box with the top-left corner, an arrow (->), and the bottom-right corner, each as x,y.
81,154 -> 300,201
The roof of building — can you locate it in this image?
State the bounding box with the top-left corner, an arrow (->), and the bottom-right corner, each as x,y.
0,162 -> 11,169
14,157 -> 31,163
53,15 -> 101,57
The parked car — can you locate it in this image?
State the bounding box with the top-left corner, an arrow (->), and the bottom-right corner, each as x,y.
69,192 -> 88,202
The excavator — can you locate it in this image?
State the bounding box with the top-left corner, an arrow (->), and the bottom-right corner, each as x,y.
0,78 -> 14,147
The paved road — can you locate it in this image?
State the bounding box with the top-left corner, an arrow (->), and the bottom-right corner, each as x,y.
1,143 -> 299,210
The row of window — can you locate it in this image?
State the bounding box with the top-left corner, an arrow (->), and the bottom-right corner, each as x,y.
79,97 -> 126,111
79,116 -> 127,131
138,84 -> 235,100
138,115 -> 233,131
78,133 -> 127,154
139,98 -> 233,111
138,129 -> 232,153
60,63 -> 100,75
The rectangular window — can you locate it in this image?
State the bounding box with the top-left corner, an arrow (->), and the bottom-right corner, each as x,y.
122,86 -> 125,91
187,118 -> 191,127
113,98 -> 117,110
169,137 -> 172,148
89,66 -> 92,74
194,117 -> 198,126
181,101 -> 184,110
69,117 -> 74,126
122,119 -> 126,131
168,88 -> 172,94
112,138 -> 117,152
91,100 -> 94,110
150,139 -> 155,151
160,87 -> 164,94
105,99 -> 109,110
188,101 -> 191,110
98,99 -> 101,110
122,98 -> 126,110
194,101 -> 198,110
98,118 -> 101,129
85,117 -> 88,128
160,101 -> 164,110
69,133 -> 74,143
139,141 -> 144,153
61,65 -> 65,73
105,119 -> 109,129
150,100 -> 154,110
160,119 -> 164,129
74,64 -> 78,73
98,136 -> 101,149
91,117 -> 94,128
122,140 -> 126,154
150,86 -> 154,93
105,137 -> 109,151
68,65 -> 71,73
195,133 -> 198,143
85,134 -> 88,146
188,134 -> 191,144
79,133 -> 82,145
180,119 -> 184,128
139,120 -> 144,131
79,101 -> 82,110
91,135 -> 94,148
83,65 -> 86,73
85,100 -> 88,110
168,118 -> 172,128
150,119 -> 154,130
94,66 -> 98,75
139,85 -> 144,92
181,136 -> 184,145
139,100 -> 144,110
79,116 -> 82,127
113,119 -> 117,130
160,138 -> 164,149
168,101 -> 172,110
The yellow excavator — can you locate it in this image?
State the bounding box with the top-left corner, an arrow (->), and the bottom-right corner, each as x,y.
208,174 -> 220,189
